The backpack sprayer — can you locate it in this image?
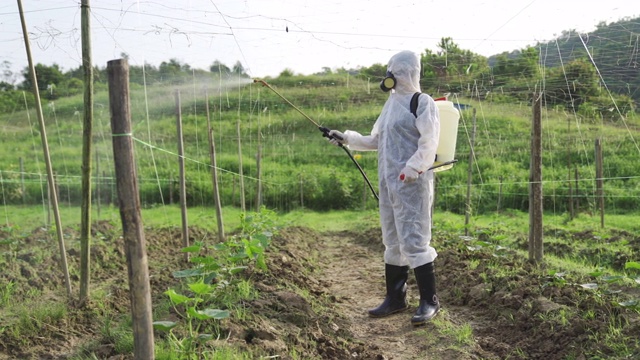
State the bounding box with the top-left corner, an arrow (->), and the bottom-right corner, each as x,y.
252,79 -> 459,201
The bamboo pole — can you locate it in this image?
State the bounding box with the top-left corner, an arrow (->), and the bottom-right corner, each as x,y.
175,90 -> 189,261
205,91 -> 225,242
528,93 -> 543,264
79,0 -> 94,303
17,0 -> 72,298
107,59 -> 155,359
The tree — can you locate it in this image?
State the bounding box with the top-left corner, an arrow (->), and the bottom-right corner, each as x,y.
544,58 -> 599,109
0,82 -> 14,91
491,47 -> 540,87
1,61 -> 16,85
159,58 -> 190,83
420,37 -> 489,94
359,63 -> 386,78
209,60 -> 231,74
20,63 -> 65,94
232,61 -> 247,77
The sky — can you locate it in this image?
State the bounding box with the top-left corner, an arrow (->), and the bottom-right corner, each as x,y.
1,0 -> 639,82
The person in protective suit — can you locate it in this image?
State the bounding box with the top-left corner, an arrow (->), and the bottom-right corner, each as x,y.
327,50 -> 440,326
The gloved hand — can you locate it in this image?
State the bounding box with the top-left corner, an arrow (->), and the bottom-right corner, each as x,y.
327,130 -> 348,146
399,166 -> 420,183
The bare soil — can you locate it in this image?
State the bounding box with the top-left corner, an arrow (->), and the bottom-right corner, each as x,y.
1,220 -> 639,359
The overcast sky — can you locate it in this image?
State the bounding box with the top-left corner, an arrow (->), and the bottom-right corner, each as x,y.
1,0 -> 638,81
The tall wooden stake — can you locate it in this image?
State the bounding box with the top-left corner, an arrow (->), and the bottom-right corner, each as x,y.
465,108 -> 477,236
529,93 -> 543,264
205,92 -> 225,242
175,91 -> 189,261
17,0 -> 72,298
107,59 -> 155,359
79,0 -> 94,303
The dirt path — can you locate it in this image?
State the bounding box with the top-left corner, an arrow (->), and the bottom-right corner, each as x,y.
317,230 -> 487,360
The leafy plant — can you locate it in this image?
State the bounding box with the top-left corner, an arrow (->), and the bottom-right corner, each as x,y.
154,208 -> 281,357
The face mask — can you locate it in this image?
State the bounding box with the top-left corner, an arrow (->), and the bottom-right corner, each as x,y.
379,70 -> 396,92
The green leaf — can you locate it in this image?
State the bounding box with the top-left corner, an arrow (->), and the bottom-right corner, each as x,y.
580,283 -> 598,290
181,244 -> 202,253
618,300 -> 639,308
190,256 -> 216,265
200,308 -> 230,320
165,289 -> 191,305
197,334 -> 214,342
228,266 -> 247,275
189,281 -> 215,295
204,273 -> 217,284
625,261 -> 640,270
256,254 -> 267,271
601,275 -> 625,283
152,321 -> 178,332
173,268 -> 205,278
186,307 -> 230,320
588,270 -> 604,277
187,307 -> 207,320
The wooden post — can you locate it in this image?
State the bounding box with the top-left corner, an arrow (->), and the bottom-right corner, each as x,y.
107,59 -> 155,359
205,91 -> 225,242
595,138 -> 604,228
79,0 -> 94,303
17,0 -> 72,298
529,93 -> 543,264
465,108 -> 477,236
175,91 -> 189,261
237,120 -> 246,212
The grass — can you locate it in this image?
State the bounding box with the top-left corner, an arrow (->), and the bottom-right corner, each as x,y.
1,204 -> 639,358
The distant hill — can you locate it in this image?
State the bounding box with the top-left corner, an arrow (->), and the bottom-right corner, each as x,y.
490,16 -> 640,103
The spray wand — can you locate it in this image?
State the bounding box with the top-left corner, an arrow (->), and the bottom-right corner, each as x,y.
253,79 -> 380,201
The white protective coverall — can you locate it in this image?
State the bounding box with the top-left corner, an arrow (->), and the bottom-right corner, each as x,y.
342,50 -> 440,269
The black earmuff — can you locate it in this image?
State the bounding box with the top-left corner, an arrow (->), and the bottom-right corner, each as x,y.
380,71 -> 396,92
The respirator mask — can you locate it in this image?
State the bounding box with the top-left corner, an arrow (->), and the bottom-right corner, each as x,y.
379,71 -> 396,92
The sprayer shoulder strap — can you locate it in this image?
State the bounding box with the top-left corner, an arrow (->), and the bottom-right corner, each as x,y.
410,92 -> 421,118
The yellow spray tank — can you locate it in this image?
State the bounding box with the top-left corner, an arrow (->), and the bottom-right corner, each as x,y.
433,98 -> 461,172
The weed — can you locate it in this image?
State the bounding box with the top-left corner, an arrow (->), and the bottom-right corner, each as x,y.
0,280 -> 15,306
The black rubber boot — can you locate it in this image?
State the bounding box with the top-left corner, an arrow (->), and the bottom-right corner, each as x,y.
411,262 -> 440,326
368,264 -> 410,318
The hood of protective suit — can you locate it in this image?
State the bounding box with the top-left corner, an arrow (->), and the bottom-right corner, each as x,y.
387,50 -> 421,95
